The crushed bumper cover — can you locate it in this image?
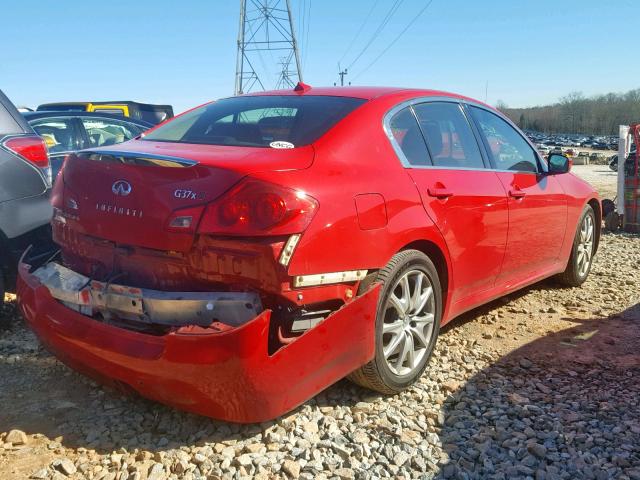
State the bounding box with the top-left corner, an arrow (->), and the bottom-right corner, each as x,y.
17,261 -> 380,423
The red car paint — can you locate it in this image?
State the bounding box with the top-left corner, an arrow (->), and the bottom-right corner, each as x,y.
18,86 -> 600,422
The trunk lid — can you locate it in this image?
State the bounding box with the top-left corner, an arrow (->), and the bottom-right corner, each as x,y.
59,141 -> 314,252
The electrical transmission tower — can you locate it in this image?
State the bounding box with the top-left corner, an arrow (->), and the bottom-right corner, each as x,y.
235,0 -> 303,95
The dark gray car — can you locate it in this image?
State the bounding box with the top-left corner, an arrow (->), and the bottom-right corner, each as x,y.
0,89 -> 53,303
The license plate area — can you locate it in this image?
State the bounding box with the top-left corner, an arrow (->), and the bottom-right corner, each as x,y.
32,262 -> 262,327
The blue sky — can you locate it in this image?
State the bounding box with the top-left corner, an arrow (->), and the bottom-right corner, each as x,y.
1,0 -> 638,114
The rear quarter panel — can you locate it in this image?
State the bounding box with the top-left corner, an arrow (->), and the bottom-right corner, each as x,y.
253,94 -> 455,315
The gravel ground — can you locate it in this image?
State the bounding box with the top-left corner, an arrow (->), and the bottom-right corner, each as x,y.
570,165 -> 618,200
0,168 -> 638,480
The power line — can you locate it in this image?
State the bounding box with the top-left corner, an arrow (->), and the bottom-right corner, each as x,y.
338,0 -> 380,65
346,0 -> 406,71
352,0 -> 435,82
302,0 -> 312,70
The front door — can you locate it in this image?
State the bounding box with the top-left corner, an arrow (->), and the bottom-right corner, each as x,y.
468,105 -> 567,283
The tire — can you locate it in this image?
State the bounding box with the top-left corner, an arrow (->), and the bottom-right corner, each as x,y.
604,211 -> 621,232
602,199 -> 615,219
557,205 -> 596,287
348,249 -> 441,394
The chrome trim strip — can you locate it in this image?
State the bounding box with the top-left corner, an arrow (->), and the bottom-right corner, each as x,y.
382,95 -> 548,175
78,149 -> 198,167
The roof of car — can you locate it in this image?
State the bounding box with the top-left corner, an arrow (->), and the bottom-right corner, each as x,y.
37,101 -> 172,109
22,111 -> 153,127
241,84 -> 493,108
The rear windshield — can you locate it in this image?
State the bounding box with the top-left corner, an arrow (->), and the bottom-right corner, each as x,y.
141,95 -> 366,148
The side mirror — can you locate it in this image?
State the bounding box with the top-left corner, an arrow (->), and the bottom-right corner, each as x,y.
548,153 -> 571,174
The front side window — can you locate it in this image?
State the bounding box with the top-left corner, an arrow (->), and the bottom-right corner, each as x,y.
82,118 -> 143,147
412,102 -> 485,169
31,117 -> 81,154
142,95 -> 366,148
470,106 -> 539,172
389,107 -> 430,166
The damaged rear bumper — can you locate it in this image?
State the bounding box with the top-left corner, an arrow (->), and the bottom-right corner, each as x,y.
17,260 -> 380,423
32,262 -> 262,328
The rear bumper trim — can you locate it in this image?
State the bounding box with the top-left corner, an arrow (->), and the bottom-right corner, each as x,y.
32,262 -> 262,327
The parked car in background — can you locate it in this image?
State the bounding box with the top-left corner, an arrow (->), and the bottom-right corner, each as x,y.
0,90 -> 53,304
536,144 -> 551,155
18,86 -> 601,422
23,112 -> 152,180
37,101 -> 173,125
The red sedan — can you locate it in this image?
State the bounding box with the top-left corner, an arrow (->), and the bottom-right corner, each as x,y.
17,85 -> 600,422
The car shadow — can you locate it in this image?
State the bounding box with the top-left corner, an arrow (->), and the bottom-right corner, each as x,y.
433,303 -> 640,479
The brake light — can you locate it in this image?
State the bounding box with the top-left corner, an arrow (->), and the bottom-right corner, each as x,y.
199,178 -> 318,236
3,136 -> 50,169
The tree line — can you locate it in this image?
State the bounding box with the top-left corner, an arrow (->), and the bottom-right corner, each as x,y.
497,88 -> 640,135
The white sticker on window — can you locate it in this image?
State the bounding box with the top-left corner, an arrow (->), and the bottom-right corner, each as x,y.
270,141 -> 295,149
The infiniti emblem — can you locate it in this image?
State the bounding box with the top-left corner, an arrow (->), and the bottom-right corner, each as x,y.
112,180 -> 132,196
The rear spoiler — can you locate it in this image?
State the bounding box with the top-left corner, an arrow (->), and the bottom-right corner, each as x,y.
76,150 -> 198,168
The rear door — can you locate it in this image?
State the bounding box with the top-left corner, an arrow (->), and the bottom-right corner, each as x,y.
387,101 -> 509,306
468,105 -> 567,283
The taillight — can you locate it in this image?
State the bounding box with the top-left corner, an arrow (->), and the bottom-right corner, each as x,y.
2,135 -> 52,187
198,178 -> 318,236
3,136 -> 50,168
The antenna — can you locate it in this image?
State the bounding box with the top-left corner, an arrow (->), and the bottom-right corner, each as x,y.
235,0 -> 303,95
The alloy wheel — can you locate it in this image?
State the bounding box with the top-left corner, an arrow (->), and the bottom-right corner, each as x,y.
577,213 -> 594,277
382,269 -> 436,376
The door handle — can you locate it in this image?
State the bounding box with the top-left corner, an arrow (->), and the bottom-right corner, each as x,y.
427,187 -> 453,199
509,188 -> 526,199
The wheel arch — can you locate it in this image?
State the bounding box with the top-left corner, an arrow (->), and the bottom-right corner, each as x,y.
399,239 -> 450,321
587,197 -> 601,254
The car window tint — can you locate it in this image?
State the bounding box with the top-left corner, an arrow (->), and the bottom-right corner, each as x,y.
31,118 -> 79,154
81,118 -> 141,147
470,106 -> 539,172
412,102 -> 485,169
142,95 -> 366,148
389,107 -> 430,166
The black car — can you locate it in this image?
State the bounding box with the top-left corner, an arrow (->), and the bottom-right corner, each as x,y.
22,111 -> 152,181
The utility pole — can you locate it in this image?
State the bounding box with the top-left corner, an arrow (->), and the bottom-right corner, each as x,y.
235,0 -> 303,95
337,67 -> 348,87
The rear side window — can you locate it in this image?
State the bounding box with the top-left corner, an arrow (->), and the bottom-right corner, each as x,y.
142,95 -> 366,147
389,107 -> 430,166
412,102 -> 485,169
470,106 -> 539,172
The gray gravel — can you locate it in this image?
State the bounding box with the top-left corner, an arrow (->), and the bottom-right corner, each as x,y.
0,233 -> 638,479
